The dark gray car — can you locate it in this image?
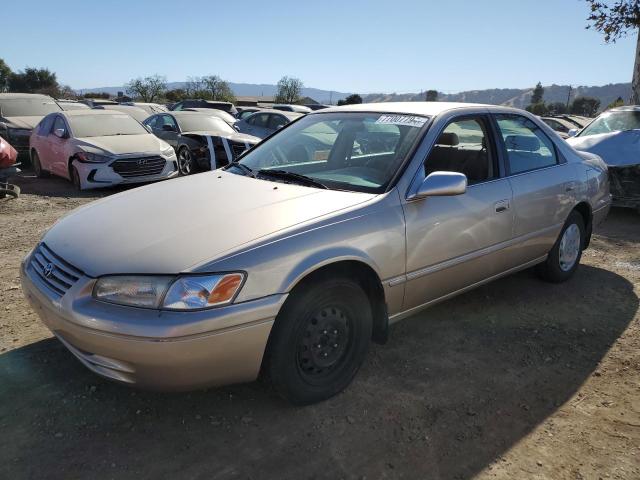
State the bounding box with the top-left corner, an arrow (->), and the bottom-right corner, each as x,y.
233,109 -> 303,138
0,93 -> 62,160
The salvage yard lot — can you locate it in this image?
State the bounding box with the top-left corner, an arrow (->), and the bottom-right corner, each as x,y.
1,172 -> 639,480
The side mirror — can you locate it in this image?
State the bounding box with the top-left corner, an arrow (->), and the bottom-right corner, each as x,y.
567,128 -> 579,138
53,128 -> 67,139
162,124 -> 176,132
408,171 -> 467,200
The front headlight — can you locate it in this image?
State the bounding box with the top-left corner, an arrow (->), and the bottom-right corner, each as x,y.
93,273 -> 245,310
76,151 -> 111,163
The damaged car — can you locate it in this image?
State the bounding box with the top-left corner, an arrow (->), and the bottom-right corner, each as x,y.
567,106 -> 640,212
143,111 -> 260,175
0,93 -> 62,163
29,109 -> 178,189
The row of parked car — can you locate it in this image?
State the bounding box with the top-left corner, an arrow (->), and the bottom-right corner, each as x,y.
0,92 -> 638,212
0,93 -> 322,189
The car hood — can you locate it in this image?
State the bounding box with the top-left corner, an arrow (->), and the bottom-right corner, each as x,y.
75,134 -> 166,155
182,130 -> 260,144
1,116 -> 43,129
567,130 -> 640,167
43,171 -> 374,276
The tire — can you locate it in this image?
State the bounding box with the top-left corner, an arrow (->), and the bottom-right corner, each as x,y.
31,151 -> 49,178
536,210 -> 585,283
177,147 -> 195,176
70,165 -> 81,190
265,277 -> 372,405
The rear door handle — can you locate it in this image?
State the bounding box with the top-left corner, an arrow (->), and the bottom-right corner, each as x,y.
494,199 -> 510,213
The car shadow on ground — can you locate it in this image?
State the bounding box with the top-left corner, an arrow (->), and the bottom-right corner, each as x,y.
0,266 -> 637,479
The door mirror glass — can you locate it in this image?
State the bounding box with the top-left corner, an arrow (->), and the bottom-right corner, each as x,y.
53,128 -> 66,139
567,128 -> 579,137
410,171 -> 467,200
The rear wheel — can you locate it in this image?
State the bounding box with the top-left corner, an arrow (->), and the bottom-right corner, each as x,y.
536,211 -> 585,283
177,147 -> 195,176
31,151 -> 49,178
265,277 -> 372,405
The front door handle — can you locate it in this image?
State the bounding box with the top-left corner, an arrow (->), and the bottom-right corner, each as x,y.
494,199 -> 510,213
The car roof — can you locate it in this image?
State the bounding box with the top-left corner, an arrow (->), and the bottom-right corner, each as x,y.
320,101 -> 498,116
245,109 -> 303,118
607,105 -> 640,112
167,111 -> 225,117
0,93 -> 56,100
58,109 -> 134,118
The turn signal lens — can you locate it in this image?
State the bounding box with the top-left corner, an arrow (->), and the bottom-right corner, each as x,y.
162,273 -> 245,310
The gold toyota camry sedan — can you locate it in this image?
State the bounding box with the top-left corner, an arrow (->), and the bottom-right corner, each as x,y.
22,102 -> 611,405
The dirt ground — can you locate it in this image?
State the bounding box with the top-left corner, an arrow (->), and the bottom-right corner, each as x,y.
1,171 -> 639,480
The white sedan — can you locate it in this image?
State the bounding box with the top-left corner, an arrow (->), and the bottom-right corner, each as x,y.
29,110 -> 178,189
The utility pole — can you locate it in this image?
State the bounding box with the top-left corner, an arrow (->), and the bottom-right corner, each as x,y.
566,85 -> 572,110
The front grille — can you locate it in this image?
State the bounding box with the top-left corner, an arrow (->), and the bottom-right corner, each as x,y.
111,156 -> 166,178
29,243 -> 83,297
230,141 -> 250,160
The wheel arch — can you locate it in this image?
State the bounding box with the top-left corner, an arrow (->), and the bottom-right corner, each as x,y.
281,258 -> 389,345
572,201 -> 593,248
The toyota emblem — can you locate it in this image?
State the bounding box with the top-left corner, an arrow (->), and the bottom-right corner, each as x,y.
42,263 -> 55,278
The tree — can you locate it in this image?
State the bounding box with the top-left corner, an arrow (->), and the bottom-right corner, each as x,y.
606,96 -> 625,109
547,101 -> 569,114
0,58 -> 11,92
525,102 -> 549,115
165,88 -> 187,102
274,76 -> 303,104
202,75 -> 236,102
337,94 -> 363,106
425,90 -> 438,102
570,96 -> 601,116
530,82 -> 545,104
185,76 -> 205,97
8,67 -> 58,94
585,0 -> 640,103
57,85 -> 78,99
125,75 -> 166,102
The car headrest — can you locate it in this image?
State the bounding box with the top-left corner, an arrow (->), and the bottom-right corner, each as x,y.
504,135 -> 540,152
436,132 -> 459,146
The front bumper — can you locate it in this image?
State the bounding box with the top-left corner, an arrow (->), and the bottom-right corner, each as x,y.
609,165 -> 640,210
73,153 -> 179,190
21,256 -> 285,390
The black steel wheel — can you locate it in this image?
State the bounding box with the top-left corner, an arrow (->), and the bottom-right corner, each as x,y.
265,276 -> 372,405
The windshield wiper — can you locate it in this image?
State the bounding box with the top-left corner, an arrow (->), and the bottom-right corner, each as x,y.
228,162 -> 256,178
257,169 -> 328,189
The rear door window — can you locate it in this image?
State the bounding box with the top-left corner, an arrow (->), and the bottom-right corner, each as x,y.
495,114 -> 558,175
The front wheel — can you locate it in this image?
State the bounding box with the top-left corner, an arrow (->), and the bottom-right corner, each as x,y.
177,147 -> 195,176
70,165 -> 82,190
265,277 -> 372,405
536,211 -> 585,283
31,151 -> 49,178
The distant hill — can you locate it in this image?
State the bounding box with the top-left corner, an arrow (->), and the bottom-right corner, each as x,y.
80,81 -> 630,111
363,83 -> 630,110
80,81 -> 351,105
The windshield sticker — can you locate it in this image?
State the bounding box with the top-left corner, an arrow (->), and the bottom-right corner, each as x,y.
375,114 -> 427,128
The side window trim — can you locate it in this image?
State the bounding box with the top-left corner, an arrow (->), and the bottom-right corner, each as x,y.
424,113 -> 501,185
493,113 -> 561,177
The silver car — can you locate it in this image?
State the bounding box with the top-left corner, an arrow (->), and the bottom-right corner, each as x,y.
234,109 -> 303,138
21,102 -> 611,405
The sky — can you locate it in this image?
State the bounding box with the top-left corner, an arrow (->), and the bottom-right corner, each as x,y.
2,0 -> 637,94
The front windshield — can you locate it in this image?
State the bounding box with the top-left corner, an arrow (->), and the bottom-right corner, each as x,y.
177,115 -> 235,134
580,110 -> 640,136
68,114 -> 149,138
232,112 -> 428,193
0,98 -> 61,117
